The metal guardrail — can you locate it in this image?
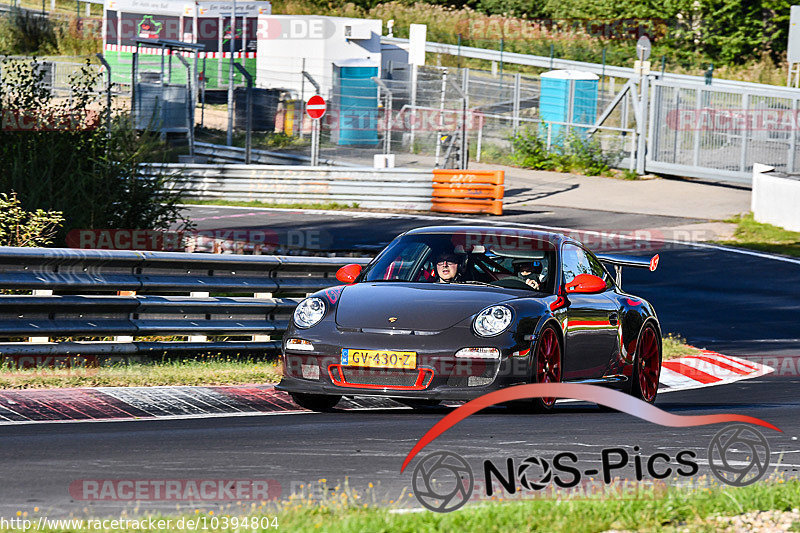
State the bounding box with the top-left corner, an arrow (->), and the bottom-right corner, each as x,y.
146,163 -> 435,211
0,247 -> 371,360
193,142 -> 360,167
383,36 -> 800,95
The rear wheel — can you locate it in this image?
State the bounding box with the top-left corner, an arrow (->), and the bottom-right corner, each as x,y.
628,324 -> 661,404
527,325 -> 562,413
290,392 -> 342,412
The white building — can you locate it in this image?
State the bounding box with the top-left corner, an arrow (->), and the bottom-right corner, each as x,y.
255,15 -> 382,99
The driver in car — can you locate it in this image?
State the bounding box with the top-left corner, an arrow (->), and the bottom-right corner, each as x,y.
435,252 -> 462,283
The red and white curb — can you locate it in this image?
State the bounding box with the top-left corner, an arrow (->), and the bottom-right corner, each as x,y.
659,350 -> 773,393
0,352 -> 773,424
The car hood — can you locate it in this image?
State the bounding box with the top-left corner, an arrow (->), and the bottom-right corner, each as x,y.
335,282 -> 522,331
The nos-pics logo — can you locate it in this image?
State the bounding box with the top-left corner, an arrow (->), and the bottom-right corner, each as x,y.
411,424 -> 771,513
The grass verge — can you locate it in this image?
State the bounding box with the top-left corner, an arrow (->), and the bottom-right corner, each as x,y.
4,478 -> 798,532
662,333 -> 703,360
718,213 -> 800,258
0,358 -> 281,389
180,199 -> 360,211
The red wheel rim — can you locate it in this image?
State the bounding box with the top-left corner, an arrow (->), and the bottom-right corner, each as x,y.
535,328 -> 561,407
638,327 -> 660,402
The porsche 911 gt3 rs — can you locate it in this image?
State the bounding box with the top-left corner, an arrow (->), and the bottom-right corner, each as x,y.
276,226 -> 662,412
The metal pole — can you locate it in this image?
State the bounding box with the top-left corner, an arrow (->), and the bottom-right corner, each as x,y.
311,119 -> 319,166
200,56 -> 206,129
232,62 -> 252,163
512,72 -> 521,138
226,1 -> 236,146
740,93 -> 749,172
636,75 -> 649,174
476,115 -> 483,162
95,53 -> 112,138
246,80 -> 251,163
499,38 -> 504,81
386,91 -> 393,155
434,69 -> 447,168
457,33 -> 462,69
160,43 -> 166,139
409,63 -> 418,149
461,67 -> 469,169
460,95 -> 467,169
131,49 -> 138,118
790,97 -> 798,173
601,48 -> 606,102
299,58 -> 306,140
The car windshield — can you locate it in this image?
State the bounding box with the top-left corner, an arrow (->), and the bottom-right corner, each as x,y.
360,232 -> 557,293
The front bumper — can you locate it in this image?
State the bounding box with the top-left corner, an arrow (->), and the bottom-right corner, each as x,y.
276,323 -> 532,400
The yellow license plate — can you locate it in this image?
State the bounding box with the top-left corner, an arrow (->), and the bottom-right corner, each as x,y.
341,349 -> 417,369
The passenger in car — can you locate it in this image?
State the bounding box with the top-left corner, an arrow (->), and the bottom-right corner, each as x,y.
514,260 -> 542,290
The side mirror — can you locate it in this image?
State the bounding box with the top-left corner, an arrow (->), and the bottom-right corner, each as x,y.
336,264 -> 362,284
565,273 -> 607,294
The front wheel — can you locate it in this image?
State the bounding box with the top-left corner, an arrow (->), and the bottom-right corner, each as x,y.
527,325 -> 562,413
627,324 -> 662,404
290,392 -> 342,412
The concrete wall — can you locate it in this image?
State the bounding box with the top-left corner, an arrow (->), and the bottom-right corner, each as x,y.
752,163 -> 800,231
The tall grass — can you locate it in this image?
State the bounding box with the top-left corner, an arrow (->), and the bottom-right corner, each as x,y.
0,9 -> 100,56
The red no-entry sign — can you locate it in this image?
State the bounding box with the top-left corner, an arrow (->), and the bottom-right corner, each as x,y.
306,95 -> 326,119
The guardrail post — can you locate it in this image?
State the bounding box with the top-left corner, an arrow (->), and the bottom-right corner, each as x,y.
29,290 -> 52,343
115,290 -> 136,342
252,292 -> 272,342
189,291 -> 210,342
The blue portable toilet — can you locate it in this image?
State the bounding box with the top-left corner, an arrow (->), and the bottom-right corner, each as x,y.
539,70 -> 599,143
333,59 -> 379,146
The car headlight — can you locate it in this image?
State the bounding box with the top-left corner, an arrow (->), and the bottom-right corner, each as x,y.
473,305 -> 513,337
293,297 -> 326,328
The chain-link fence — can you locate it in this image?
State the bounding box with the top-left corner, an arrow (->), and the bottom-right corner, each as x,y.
11,49 -> 799,183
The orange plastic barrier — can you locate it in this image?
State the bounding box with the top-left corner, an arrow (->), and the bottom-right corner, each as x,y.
431,170 -> 505,215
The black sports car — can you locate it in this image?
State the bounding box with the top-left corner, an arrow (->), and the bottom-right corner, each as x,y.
276,226 -> 662,412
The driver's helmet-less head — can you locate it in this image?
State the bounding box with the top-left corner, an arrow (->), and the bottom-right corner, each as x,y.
434,251 -> 464,283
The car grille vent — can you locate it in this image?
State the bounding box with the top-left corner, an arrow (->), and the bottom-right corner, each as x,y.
341,368 -> 419,387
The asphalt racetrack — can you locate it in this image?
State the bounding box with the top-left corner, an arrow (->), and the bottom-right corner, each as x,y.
0,205 -> 798,517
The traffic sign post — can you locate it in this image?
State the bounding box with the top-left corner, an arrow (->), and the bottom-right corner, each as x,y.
306,95 -> 326,166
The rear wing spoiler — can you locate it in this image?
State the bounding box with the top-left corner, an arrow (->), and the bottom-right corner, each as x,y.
595,253 -> 659,288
